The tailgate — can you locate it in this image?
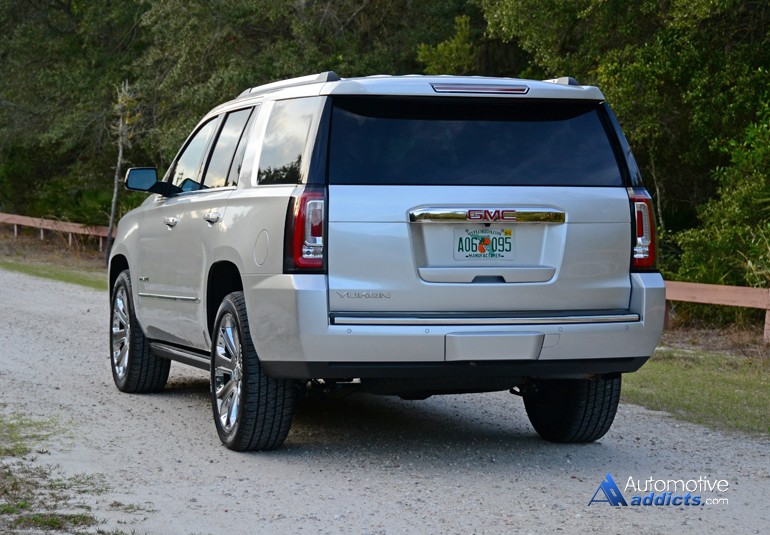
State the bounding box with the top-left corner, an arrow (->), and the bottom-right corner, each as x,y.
327,186 -> 632,316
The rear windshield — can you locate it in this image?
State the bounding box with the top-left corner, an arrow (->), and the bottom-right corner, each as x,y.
328,97 -> 623,186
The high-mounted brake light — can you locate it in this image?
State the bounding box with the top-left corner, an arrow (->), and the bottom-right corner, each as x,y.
628,188 -> 656,270
430,83 -> 529,95
285,188 -> 325,272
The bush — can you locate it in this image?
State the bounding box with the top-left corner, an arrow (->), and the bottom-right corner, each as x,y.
671,100 -> 770,325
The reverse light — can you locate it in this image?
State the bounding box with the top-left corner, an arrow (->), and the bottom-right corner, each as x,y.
628,188 -> 656,270
285,188 -> 325,272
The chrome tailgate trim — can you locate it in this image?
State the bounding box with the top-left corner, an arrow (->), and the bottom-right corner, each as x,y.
331,313 -> 640,326
408,207 -> 566,223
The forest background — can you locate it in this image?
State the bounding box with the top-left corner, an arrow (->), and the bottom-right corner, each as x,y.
1,0 -> 769,325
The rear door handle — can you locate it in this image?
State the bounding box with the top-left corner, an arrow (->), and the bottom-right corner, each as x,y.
204,212 -> 221,224
164,216 -> 178,228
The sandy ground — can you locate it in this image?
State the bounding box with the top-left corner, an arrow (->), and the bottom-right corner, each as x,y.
0,267 -> 768,534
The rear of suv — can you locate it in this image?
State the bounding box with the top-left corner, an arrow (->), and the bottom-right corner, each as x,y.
108,72 -> 665,451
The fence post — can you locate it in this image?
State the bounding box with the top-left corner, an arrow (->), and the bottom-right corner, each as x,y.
765,309 -> 770,344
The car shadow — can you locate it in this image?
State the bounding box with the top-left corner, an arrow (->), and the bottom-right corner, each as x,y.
158,374 -> 617,470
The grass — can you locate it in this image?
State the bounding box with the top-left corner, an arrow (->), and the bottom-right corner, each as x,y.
0,259 -> 106,291
623,348 -> 770,435
0,228 -> 107,291
0,413 -> 105,534
0,414 -> 54,457
11,512 -> 97,530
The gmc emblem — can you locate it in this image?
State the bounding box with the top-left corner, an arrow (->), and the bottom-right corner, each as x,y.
467,209 -> 517,222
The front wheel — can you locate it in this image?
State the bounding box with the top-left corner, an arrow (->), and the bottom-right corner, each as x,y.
522,375 -> 621,443
110,270 -> 170,393
210,292 -> 296,451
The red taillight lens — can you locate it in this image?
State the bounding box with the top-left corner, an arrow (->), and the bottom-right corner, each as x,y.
286,188 -> 325,272
628,188 -> 656,270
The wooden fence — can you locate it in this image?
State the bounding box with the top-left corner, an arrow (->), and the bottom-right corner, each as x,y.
1,212 -> 769,341
0,212 -> 114,252
666,281 -> 770,343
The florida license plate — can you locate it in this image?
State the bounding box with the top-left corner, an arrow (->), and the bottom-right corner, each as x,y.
453,227 -> 514,260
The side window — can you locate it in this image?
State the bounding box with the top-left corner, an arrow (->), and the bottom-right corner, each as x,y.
228,105 -> 258,187
257,98 -> 319,185
172,118 -> 219,192
202,107 -> 254,189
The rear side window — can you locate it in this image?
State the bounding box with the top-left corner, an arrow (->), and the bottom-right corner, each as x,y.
329,97 -> 623,186
258,98 -> 319,185
202,107 -> 254,189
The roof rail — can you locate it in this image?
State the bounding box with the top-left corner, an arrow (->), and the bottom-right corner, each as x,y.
542,76 -> 581,86
237,71 -> 341,98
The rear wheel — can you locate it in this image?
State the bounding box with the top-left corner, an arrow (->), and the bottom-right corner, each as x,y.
210,292 -> 295,451
523,375 -> 621,443
110,270 -> 170,393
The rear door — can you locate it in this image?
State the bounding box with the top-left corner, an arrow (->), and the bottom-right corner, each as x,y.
326,96 -> 633,319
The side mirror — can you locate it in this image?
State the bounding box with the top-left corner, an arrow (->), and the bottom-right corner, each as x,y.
124,167 -> 159,192
124,167 -> 180,196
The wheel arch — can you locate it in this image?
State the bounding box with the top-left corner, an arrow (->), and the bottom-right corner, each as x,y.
109,254 -> 130,293
207,261 -> 244,336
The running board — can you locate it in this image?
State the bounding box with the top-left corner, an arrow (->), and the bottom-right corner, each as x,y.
151,342 -> 210,371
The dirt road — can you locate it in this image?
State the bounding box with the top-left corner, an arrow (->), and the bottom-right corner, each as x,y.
0,268 -> 767,534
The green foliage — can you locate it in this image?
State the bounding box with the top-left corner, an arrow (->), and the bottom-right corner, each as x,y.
675,100 -> 770,288
418,16 -> 476,75
481,0 -> 770,233
0,0 -> 470,224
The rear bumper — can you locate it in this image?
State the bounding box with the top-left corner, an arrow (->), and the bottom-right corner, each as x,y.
242,272 -> 665,380
262,356 -> 648,380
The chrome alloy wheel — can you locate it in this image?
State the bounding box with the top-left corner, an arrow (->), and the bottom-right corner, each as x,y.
111,285 -> 130,380
214,313 -> 243,434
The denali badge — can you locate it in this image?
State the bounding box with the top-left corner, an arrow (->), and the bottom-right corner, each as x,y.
467,209 -> 517,222
336,291 -> 391,299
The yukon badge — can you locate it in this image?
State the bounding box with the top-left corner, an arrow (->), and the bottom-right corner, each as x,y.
336,291 -> 391,299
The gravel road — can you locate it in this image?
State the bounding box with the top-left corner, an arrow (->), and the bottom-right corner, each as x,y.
0,268 -> 768,534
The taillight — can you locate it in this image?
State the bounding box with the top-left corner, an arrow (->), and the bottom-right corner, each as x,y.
628,188 -> 656,270
284,188 -> 325,272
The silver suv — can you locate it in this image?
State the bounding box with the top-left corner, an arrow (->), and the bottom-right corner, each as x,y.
109,72 -> 665,451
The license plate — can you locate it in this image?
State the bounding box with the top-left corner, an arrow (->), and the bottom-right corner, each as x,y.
453,227 -> 514,260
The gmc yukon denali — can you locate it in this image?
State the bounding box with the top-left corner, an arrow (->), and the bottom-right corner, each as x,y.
108,72 -> 665,451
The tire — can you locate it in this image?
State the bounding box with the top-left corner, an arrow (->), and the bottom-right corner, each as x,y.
110,270 -> 170,393
523,375 -> 621,443
210,292 -> 295,451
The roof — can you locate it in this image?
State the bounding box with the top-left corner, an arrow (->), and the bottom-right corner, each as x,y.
235,72 -> 606,101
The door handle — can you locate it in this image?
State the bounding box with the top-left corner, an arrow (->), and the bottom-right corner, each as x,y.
164,216 -> 178,228
204,212 -> 221,224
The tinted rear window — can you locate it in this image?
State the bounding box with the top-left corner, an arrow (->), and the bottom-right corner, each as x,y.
329,97 -> 623,186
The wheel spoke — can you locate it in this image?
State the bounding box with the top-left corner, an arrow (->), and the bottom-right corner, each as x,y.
216,374 -> 235,400
111,326 -> 127,347
114,300 -> 129,327
214,348 -> 232,373
219,389 -> 234,427
229,385 -> 240,426
222,324 -> 239,360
